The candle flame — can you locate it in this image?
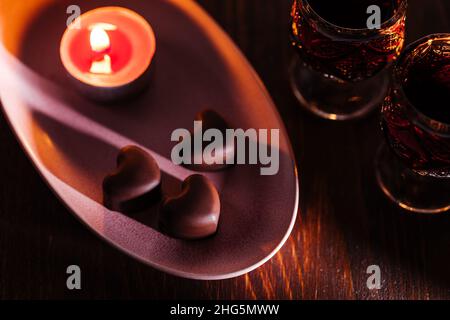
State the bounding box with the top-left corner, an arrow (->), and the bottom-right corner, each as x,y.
90,26 -> 110,53
89,25 -> 113,74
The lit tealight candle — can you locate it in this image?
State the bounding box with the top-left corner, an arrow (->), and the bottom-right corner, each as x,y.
60,7 -> 156,102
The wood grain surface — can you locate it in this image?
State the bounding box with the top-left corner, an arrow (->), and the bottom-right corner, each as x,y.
0,0 -> 449,300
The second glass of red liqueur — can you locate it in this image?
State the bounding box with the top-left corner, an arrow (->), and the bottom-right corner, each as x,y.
377,34 -> 450,213
290,0 -> 407,120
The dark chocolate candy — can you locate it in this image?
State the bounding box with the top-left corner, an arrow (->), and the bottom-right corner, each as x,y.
159,174 -> 221,240
184,110 -> 235,171
103,146 -> 161,213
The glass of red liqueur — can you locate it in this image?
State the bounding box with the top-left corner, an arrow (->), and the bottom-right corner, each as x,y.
290,0 -> 407,120
377,34 -> 450,213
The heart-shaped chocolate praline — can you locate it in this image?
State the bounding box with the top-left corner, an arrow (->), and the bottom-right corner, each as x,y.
159,174 -> 221,240
184,110 -> 235,171
103,146 -> 161,213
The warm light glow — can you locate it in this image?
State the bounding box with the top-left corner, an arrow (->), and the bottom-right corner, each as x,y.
88,23 -> 118,31
60,8 -> 155,87
90,26 -> 110,53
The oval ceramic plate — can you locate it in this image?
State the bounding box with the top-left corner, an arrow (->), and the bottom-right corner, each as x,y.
0,0 -> 298,280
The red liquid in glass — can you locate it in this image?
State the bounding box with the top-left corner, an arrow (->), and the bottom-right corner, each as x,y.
382,38 -> 450,178
291,0 -> 406,81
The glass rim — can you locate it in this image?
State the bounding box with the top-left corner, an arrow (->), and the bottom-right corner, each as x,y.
394,33 -> 450,132
301,0 -> 408,35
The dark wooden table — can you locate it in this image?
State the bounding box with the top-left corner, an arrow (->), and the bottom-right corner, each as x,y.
0,0 -> 449,300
